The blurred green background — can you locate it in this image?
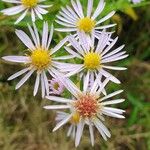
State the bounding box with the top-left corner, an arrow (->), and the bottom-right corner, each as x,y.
0,0 -> 150,149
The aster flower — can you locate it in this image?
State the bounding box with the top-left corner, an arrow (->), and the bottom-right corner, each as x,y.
55,111 -> 77,139
2,21 -> 71,98
55,0 -> 116,39
44,75 -> 125,147
131,0 -> 142,4
55,31 -> 128,86
48,78 -> 65,95
1,0 -> 52,24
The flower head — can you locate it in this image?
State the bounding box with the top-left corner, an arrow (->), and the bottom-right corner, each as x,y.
1,0 -> 52,24
48,78 -> 65,95
57,31 -> 128,86
44,75 -> 125,147
55,0 -> 116,38
2,22 -> 69,97
131,0 -> 142,4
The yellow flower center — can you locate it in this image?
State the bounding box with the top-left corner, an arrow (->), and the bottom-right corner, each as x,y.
21,0 -> 38,8
70,112 -> 80,124
53,83 -> 59,90
77,17 -> 95,33
30,48 -> 51,71
84,52 -> 101,70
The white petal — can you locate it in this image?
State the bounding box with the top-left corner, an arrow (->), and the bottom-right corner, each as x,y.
95,24 -> 116,30
15,9 -> 28,24
33,22 -> 40,46
46,24 -> 54,49
31,9 -> 36,22
95,31 -> 110,54
65,5 -> 79,20
68,35 -> 85,56
78,31 -> 90,52
71,0 -> 83,18
103,107 -> 125,114
90,77 -> 99,94
55,28 -> 77,32
100,69 -> 121,84
101,99 -> 125,105
102,66 -> 127,70
56,14 -> 76,25
64,46 -> 83,59
55,19 -> 75,27
101,37 -> 118,56
38,4 -> 52,8
102,54 -> 129,63
36,6 -> 48,14
1,5 -> 25,15
83,71 -> 90,92
2,56 -> 29,63
96,77 -> 110,95
75,120 -> 85,147
67,125 -> 73,137
102,45 -> 125,58
94,119 -> 111,139
2,0 -> 21,3
65,64 -> 84,77
33,73 -> 40,96
72,126 -> 76,139
51,36 -> 68,55
43,105 -> 71,110
41,73 -> 46,98
96,11 -> 115,25
46,96 -> 74,103
95,72 -> 107,95
34,8 -> 43,20
101,90 -> 123,101
27,24 -> 38,47
89,120 -> 94,146
43,72 -> 49,95
53,114 -> 72,132
60,6 -> 78,21
15,30 -> 35,50
16,69 -> 34,89
42,21 -> 49,49
76,0 -> 84,18
102,109 -> 125,119
87,0 -> 93,17
93,120 -> 107,140
8,67 -> 30,81
91,0 -> 105,20
53,55 -> 75,60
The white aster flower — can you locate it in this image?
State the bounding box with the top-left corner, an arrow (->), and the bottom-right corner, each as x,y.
48,78 -> 65,95
55,31 -> 128,86
55,0 -> 116,38
44,76 -> 125,147
1,0 -> 52,24
130,0 -> 142,4
2,21 -> 70,98
55,111 -> 78,139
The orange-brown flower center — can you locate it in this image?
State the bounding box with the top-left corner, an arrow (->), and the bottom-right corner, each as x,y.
74,94 -> 99,118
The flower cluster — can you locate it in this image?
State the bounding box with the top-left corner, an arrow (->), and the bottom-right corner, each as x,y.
1,0 -> 128,147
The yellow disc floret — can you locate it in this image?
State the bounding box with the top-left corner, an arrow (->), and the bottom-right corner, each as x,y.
21,0 -> 38,8
30,48 -> 51,71
84,52 -> 101,70
77,17 -> 95,33
53,82 -> 59,90
70,112 -> 80,124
